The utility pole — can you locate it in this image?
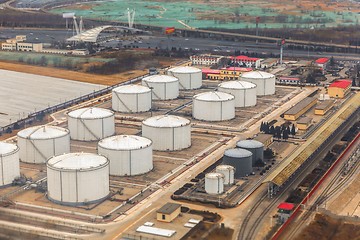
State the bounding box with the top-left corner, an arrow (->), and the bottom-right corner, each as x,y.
256,17 -> 260,44
279,38 -> 285,65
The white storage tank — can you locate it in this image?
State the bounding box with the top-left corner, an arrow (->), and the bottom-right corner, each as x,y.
222,148 -> 252,178
142,115 -> 191,151
142,75 -> 179,100
240,71 -> 275,96
68,107 -> 115,141
47,152 -> 109,206
17,125 -> 70,164
98,135 -> 153,176
205,172 -> 224,195
167,66 -> 202,90
218,81 -> 257,107
0,142 -> 20,186
193,91 -> 235,121
236,140 -> 264,166
216,165 -> 235,185
112,84 -> 151,113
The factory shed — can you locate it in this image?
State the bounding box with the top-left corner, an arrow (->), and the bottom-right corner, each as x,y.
314,100 -> 334,115
254,134 -> 273,148
156,203 -> 181,223
328,79 -> 352,99
283,97 -> 317,121
297,117 -> 313,131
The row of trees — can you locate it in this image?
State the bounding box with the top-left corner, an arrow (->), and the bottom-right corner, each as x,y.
260,122 -> 296,140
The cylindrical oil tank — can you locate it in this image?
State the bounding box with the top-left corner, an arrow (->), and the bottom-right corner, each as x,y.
240,71 -> 275,96
222,148 -> 252,178
47,152 -> 109,206
193,91 -> 235,121
236,140 -> 264,166
98,135 -> 153,176
218,81 -> 257,107
0,142 -> 20,186
167,66 -> 202,90
142,75 -> 179,100
112,84 -> 151,113
17,125 -> 70,164
68,107 -> 115,141
142,115 -> 191,151
215,165 -> 235,185
205,172 -> 224,195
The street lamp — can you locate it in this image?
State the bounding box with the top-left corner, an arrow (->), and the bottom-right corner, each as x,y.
149,87 -> 154,117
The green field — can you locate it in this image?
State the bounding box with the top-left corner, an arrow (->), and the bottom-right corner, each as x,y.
50,0 -> 360,29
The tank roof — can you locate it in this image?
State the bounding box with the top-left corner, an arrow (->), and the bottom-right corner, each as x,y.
168,66 -> 201,74
17,125 -> 69,140
98,135 -> 152,150
68,107 -> 114,119
193,91 -> 234,101
216,165 -> 235,171
113,84 -> 151,94
224,148 -> 252,158
0,142 -> 18,155
206,172 -> 224,179
236,139 -> 264,148
143,74 -> 178,83
47,153 -> 108,170
241,71 -> 274,79
218,81 -> 256,90
142,115 -> 190,128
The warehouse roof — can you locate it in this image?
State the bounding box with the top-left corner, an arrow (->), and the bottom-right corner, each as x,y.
297,117 -> 312,125
315,58 -> 329,64
284,97 -> 317,116
315,100 -> 334,110
230,55 -> 259,61
329,79 -> 352,89
254,134 -> 273,145
202,69 -> 220,74
277,202 -> 295,211
157,203 -> 181,214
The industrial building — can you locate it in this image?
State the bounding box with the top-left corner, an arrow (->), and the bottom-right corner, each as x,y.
167,66 -> 202,90
277,202 -> 295,223
236,140 -> 264,166
229,55 -> 261,68
218,81 -> 257,107
240,71 -> 275,96
193,91 -> 235,121
112,85 -> 151,113
328,79 -> 352,99
142,75 -> 179,100
0,142 -> 20,186
47,152 -> 110,206
314,100 -> 334,115
17,125 -> 70,164
98,135 -> 153,176
283,97 -> 317,121
67,107 -> 115,141
222,148 -> 253,178
205,172 -> 225,195
1,35 -> 43,52
297,117 -> 313,131
190,54 -> 223,66
254,134 -> 273,148
203,67 -> 252,80
142,115 -> 191,151
315,57 -> 330,72
156,203 -> 181,222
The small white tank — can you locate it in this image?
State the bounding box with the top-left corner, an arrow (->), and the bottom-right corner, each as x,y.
0,142 -> 20,186
218,81 -> 257,107
240,71 -> 275,96
112,84 -> 151,113
17,125 -> 70,164
67,107 -> 115,141
142,75 -> 179,100
205,172 -> 224,195
167,66 -> 202,90
216,165 -> 235,185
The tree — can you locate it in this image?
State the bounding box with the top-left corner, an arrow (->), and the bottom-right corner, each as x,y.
291,124 -> 296,136
260,122 -> 264,132
275,126 -> 282,139
282,130 -> 289,140
269,125 -> 275,135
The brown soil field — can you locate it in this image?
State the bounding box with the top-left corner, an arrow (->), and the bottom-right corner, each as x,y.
294,213 -> 360,240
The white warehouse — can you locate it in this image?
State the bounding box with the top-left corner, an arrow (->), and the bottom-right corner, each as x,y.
67,107 -> 115,141
112,84 -> 151,113
98,135 -> 153,176
193,91 -> 235,121
0,142 -> 20,186
240,71 -> 275,96
47,152 -> 110,206
167,66 -> 202,90
17,125 -> 70,164
142,115 -> 191,151
142,75 -> 179,100
218,81 -> 257,107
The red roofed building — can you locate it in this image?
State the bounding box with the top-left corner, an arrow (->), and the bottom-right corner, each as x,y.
315,57 -> 330,72
328,79 -> 352,98
277,202 -> 295,223
230,55 -> 261,68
